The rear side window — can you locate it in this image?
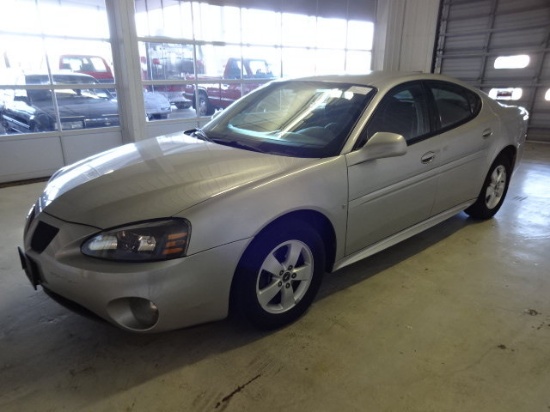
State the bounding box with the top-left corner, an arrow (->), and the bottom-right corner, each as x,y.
428,81 -> 481,130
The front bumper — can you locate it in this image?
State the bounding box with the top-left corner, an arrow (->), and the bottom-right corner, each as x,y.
20,210 -> 248,332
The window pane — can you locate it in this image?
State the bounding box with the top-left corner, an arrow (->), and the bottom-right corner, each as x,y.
282,13 -> 316,47
346,51 -> 372,74
0,35 -> 46,75
242,46 -> 281,78
242,9 -> 281,46
366,84 -> 429,143
315,50 -> 345,75
282,48 -> 316,77
46,38 -> 114,84
139,42 -> 200,81
0,0 -> 115,136
347,20 -> 374,50
2,0 -> 42,35
135,0 -> 192,38
317,18 -> 347,49
134,0 -> 375,123
431,84 -> 476,128
189,3 -> 242,43
38,0 -> 109,38
1,74 -> 119,133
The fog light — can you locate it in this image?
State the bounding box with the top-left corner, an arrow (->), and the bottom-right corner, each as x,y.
107,297 -> 160,331
130,298 -> 159,327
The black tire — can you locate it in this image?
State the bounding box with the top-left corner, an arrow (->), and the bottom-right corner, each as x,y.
31,122 -> 45,133
232,221 -> 325,330
196,92 -> 214,116
464,155 -> 512,219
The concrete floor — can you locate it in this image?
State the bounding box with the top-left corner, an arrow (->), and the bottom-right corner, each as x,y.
1,142 -> 549,412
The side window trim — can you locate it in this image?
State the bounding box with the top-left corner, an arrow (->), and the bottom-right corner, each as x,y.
355,80 -> 433,149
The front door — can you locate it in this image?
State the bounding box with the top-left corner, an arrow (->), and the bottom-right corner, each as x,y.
345,82 -> 440,255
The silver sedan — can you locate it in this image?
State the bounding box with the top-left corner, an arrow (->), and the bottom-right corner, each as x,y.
19,72 -> 528,332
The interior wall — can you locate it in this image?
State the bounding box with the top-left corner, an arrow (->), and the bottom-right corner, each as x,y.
373,0 -> 441,73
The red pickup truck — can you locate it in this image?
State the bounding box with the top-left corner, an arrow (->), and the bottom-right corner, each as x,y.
184,57 -> 275,116
59,55 -> 114,83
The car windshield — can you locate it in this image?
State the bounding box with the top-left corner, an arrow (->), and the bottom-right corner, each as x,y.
201,80 -> 375,158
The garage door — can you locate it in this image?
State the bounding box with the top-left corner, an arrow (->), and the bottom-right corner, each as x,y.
433,0 -> 550,142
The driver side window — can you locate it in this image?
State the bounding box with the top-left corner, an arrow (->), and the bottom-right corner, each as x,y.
360,82 -> 430,147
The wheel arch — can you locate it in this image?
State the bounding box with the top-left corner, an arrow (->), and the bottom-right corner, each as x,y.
261,210 -> 338,273
497,145 -> 517,172
228,208 -> 338,314
191,87 -> 208,107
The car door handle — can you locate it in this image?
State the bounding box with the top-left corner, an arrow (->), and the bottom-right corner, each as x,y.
421,152 -> 436,164
482,128 -> 493,138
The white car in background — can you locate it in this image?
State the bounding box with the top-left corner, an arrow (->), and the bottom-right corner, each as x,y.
19,72 -> 528,333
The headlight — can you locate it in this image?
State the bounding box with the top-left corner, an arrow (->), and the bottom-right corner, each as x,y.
61,120 -> 84,130
81,218 -> 191,262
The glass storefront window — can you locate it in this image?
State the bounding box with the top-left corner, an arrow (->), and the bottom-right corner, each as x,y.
317,18 -> 347,49
139,42 -> 200,81
136,0 -> 193,38
346,51 -> 373,74
0,0 -> 116,136
348,20 -> 375,50
1,74 -> 119,133
282,48 -> 316,78
134,1 -> 374,122
242,9 -> 281,46
282,14 -> 317,47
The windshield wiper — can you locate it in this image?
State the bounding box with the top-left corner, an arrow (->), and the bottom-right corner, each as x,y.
186,128 -> 213,142
211,138 -> 264,154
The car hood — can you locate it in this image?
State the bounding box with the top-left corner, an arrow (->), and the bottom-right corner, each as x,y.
39,132 -> 313,228
143,92 -> 171,109
37,97 -> 119,119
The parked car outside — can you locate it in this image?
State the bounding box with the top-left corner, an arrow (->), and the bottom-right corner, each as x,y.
1,73 -> 119,132
19,72 -> 528,333
184,57 -> 275,116
59,54 -> 114,84
143,89 -> 172,120
0,73 -> 174,133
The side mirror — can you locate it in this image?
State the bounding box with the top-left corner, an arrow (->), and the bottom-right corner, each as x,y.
346,132 -> 407,166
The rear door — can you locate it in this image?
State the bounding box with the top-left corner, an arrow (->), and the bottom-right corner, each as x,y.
426,81 -> 496,215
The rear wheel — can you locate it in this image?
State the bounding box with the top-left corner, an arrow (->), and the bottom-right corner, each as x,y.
232,221 -> 325,329
465,155 -> 511,219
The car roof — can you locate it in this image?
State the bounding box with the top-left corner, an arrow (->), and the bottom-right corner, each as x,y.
25,72 -> 97,84
293,71 -> 477,93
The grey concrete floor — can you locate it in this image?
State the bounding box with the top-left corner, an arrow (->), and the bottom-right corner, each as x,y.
1,142 -> 549,412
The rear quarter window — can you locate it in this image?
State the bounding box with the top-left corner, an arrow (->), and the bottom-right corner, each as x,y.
428,81 -> 481,130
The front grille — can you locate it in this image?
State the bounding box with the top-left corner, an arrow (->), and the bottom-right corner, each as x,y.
84,116 -> 120,128
31,221 -> 59,253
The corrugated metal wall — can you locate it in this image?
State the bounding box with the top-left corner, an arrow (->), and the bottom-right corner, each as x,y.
433,0 -> 550,141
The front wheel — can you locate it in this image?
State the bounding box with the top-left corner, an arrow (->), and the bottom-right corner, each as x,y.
465,155 -> 511,219
232,221 -> 325,329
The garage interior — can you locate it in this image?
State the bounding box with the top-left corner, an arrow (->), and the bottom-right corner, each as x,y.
1,0 -> 549,411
